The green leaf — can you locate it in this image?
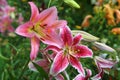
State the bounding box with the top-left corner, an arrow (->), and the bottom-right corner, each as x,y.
32,62 -> 49,80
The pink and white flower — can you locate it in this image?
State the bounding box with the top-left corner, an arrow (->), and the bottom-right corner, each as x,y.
28,59 -> 65,80
49,26 -> 93,76
91,56 -> 117,80
74,68 -> 92,80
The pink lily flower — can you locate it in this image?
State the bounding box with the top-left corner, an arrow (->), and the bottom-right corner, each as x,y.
91,56 -> 117,80
74,69 -> 92,80
15,2 -> 66,60
28,59 -> 65,80
50,26 -> 93,76
0,16 -> 14,33
3,5 -> 15,16
0,0 -> 7,6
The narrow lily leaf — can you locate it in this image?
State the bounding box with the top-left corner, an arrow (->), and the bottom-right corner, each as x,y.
32,62 -> 49,80
93,42 -> 116,52
63,0 -> 80,9
0,54 -> 9,60
72,30 -> 99,42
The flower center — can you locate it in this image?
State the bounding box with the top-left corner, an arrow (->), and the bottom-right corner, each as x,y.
64,45 -> 73,55
63,45 -> 80,57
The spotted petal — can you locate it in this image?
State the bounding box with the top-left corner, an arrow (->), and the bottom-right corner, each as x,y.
50,52 -> 69,76
69,56 -> 85,75
72,34 -> 82,45
73,45 -> 93,58
30,37 -> 40,60
60,26 -> 73,46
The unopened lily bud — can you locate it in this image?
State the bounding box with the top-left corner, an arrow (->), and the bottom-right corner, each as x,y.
93,42 -> 116,52
10,12 -> 15,19
63,0 -> 80,9
8,32 -> 16,37
72,30 -> 99,42
95,56 -> 117,68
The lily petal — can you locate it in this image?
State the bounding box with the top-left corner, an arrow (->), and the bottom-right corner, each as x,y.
30,37 -> 40,60
29,2 -> 39,22
8,26 -> 14,32
49,20 -> 67,29
91,69 -> 104,80
44,45 -> 61,52
60,26 -> 73,46
74,69 -> 92,80
73,45 -> 93,58
55,74 -> 64,80
39,29 -> 63,48
28,59 -> 49,72
15,21 -> 34,37
69,56 -> 85,75
38,6 -> 57,26
72,34 -> 82,45
50,52 -> 69,76
85,68 -> 92,79
73,74 -> 85,80
95,56 -> 116,69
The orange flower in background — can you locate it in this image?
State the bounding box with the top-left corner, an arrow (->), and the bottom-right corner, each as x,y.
117,0 -> 120,6
114,9 -> 120,24
111,27 -> 120,35
81,15 -> 92,28
104,4 -> 116,26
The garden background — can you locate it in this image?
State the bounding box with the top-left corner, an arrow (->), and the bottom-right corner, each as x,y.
0,0 -> 120,80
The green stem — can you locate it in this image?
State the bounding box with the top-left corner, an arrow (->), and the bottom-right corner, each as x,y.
18,59 -> 30,80
48,0 -> 52,8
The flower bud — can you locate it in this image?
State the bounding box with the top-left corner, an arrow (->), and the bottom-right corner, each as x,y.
72,30 -> 99,42
63,0 -> 80,9
93,42 -> 116,52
